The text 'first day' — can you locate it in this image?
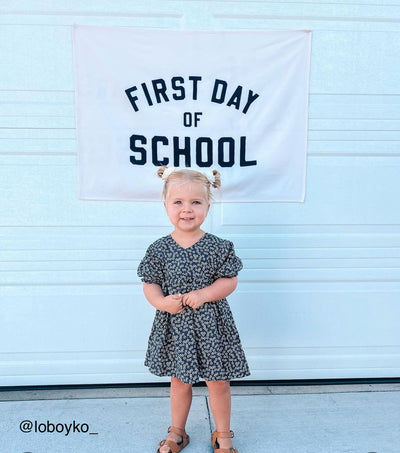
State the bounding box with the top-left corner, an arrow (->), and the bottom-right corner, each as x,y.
125,76 -> 260,114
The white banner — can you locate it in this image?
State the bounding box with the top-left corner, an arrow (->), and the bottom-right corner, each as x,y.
73,26 -> 311,202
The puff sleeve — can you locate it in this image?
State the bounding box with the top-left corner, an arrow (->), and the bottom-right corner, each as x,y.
137,243 -> 165,286
214,240 -> 243,279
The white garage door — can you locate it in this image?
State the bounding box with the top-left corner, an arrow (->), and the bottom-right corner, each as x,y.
0,1 -> 399,386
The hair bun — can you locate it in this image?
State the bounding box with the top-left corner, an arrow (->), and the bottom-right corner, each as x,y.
211,169 -> 221,189
157,166 -> 168,179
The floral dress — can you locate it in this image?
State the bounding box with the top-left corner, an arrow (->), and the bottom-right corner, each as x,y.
137,233 -> 250,384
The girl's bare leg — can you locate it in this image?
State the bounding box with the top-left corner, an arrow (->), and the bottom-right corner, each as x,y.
206,380 -> 234,450
159,377 -> 193,453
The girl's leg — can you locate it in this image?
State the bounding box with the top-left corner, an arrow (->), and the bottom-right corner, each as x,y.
206,380 -> 234,450
170,376 -> 193,428
159,377 -> 192,453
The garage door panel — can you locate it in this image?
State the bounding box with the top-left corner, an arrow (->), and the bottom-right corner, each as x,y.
244,347 -> 400,380
2,157 -> 398,226
232,290 -> 400,348
231,290 -> 400,379
217,157 -> 400,226
0,293 -> 150,353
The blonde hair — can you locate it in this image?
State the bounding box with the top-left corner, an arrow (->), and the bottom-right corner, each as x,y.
157,166 -> 221,201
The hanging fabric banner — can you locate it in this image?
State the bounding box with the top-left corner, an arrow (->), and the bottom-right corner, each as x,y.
73,26 -> 311,202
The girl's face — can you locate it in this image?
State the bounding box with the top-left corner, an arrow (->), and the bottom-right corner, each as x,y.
164,180 -> 210,235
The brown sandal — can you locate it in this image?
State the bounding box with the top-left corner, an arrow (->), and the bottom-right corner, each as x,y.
157,426 -> 190,453
211,430 -> 238,453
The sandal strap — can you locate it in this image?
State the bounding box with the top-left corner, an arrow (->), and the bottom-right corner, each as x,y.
169,426 -> 190,445
211,431 -> 237,453
213,430 -> 234,439
157,426 -> 189,453
158,439 -> 185,453
168,426 -> 187,437
158,439 -> 182,453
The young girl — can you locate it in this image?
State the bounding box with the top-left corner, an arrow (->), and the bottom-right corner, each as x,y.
137,166 -> 250,453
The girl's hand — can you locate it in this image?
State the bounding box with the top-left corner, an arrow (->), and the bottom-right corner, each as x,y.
163,294 -> 184,314
182,290 -> 205,310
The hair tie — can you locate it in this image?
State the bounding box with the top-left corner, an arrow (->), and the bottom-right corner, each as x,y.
203,170 -> 216,185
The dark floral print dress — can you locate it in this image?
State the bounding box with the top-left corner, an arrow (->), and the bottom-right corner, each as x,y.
137,233 -> 250,384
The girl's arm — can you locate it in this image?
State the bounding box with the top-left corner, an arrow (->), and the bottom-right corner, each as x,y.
182,277 -> 238,310
142,283 -> 184,314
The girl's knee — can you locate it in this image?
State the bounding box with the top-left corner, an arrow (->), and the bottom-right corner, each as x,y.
171,377 -> 193,389
205,380 -> 230,392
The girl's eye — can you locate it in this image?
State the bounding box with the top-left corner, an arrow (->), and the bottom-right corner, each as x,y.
193,201 -> 201,205
174,201 -> 182,205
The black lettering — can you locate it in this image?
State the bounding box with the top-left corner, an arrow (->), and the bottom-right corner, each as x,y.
196,137 -> 213,167
189,76 -> 202,100
239,136 -> 257,166
141,82 -> 153,106
129,134 -> 147,165
152,136 -> 169,166
125,86 -> 139,111
242,90 -> 259,114
194,112 -> 202,127
183,112 -> 193,127
171,77 -> 185,100
226,85 -> 243,110
211,79 -> 227,104
152,79 -> 169,103
173,136 -> 191,167
218,137 -> 235,167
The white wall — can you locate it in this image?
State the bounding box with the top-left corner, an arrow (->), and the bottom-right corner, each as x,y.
0,1 -> 399,386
